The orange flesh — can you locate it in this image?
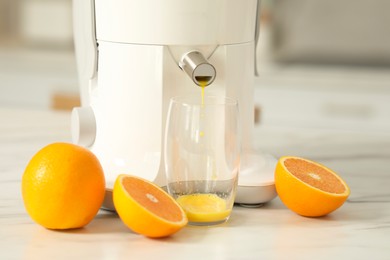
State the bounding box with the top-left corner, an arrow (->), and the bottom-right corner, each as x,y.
122,177 -> 183,222
284,158 -> 346,194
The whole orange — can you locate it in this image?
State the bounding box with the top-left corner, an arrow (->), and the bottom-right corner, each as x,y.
275,156 -> 350,217
22,142 -> 105,229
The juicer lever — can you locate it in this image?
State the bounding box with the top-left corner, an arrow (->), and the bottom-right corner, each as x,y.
71,106 -> 96,147
179,51 -> 216,87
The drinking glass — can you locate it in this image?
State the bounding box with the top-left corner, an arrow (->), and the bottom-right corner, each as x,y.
164,96 -> 240,225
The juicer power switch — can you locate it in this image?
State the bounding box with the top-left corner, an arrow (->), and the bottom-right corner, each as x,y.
71,106 -> 96,147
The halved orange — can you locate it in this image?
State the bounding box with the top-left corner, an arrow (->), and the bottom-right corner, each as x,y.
113,174 -> 188,238
275,156 -> 350,217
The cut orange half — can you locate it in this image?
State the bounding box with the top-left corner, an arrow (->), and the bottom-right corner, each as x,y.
275,156 -> 350,217
113,174 -> 188,238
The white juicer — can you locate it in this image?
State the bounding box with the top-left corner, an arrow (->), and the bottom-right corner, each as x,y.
71,0 -> 277,209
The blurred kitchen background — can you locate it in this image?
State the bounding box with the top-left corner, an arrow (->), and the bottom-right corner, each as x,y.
1,0 -> 389,133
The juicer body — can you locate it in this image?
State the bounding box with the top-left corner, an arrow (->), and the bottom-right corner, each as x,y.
72,0 -> 276,208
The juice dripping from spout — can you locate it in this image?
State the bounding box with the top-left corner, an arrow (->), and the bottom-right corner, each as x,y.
195,76 -> 211,107
199,80 -> 207,106
197,79 -> 207,138
201,84 -> 205,106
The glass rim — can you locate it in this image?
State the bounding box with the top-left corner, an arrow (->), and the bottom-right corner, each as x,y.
170,95 -> 238,107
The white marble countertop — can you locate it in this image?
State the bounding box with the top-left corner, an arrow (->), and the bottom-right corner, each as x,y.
1,108 -> 390,259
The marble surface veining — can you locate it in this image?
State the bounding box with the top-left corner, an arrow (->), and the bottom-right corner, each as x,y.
1,108 -> 390,259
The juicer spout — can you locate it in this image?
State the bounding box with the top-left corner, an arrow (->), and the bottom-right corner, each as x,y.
179,51 -> 216,87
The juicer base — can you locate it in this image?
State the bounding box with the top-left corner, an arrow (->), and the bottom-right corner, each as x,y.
235,152 -> 278,205
101,189 -> 115,212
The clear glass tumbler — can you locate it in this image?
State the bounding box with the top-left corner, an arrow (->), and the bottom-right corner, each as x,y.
164,96 -> 240,225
